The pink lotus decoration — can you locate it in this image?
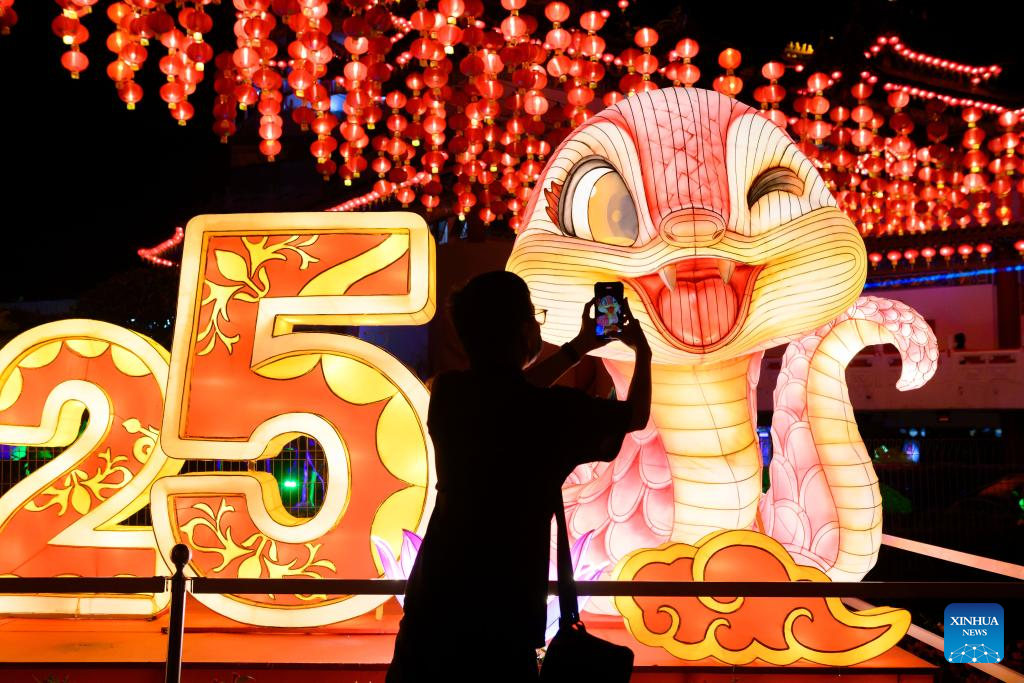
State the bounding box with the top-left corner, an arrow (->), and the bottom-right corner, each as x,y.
372,529 -> 606,641
371,531 -> 422,609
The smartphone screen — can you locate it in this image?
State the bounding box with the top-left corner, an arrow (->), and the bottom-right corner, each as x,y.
594,281 -> 626,339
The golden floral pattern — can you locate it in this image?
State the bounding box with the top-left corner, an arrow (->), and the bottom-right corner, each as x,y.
180,499 -> 338,600
26,449 -> 132,517
197,235 -> 319,356
23,418 -> 159,518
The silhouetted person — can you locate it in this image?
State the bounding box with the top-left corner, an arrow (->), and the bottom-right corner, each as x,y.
953,332 -> 966,350
387,271 -> 651,682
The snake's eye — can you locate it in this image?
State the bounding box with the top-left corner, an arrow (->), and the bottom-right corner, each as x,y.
747,166 -> 804,207
559,157 -> 639,246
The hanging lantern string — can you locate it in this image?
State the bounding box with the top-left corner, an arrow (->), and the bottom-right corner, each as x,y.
10,1 -> 1020,235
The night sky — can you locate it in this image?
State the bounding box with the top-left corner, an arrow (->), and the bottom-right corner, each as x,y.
0,1 -> 1021,302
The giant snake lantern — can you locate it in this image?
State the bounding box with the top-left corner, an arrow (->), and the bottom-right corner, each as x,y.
507,88 -> 938,664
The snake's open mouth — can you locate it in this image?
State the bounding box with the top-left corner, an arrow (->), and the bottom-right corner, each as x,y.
628,257 -> 761,349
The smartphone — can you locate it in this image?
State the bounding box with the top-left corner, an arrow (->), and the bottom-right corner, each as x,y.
594,281 -> 626,339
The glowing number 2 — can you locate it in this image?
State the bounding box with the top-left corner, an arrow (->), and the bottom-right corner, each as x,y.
151,212 -> 437,627
0,320 -> 181,616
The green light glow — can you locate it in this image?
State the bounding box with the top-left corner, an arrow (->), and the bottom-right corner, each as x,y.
283,480 -> 298,489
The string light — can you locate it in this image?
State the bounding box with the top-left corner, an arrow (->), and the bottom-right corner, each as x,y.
326,170 -> 430,212
137,226 -> 185,267
867,35 -> 1002,83
864,263 -> 1024,289
882,82 -> 1022,115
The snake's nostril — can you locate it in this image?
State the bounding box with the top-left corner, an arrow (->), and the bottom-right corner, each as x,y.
659,208 -> 727,246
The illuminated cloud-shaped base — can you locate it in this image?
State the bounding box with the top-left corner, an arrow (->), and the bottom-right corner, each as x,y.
613,530 -> 910,665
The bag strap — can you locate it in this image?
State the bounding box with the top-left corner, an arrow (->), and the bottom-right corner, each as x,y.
553,492 -> 580,627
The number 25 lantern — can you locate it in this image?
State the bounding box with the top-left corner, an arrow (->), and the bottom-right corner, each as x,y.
0,213 -> 438,627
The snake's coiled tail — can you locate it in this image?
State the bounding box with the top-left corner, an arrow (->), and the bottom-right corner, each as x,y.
760,296 -> 938,581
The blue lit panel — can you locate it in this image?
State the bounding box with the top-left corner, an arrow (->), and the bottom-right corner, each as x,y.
864,264 -> 1024,289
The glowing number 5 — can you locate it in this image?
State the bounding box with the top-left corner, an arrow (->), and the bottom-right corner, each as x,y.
150,213 -> 436,627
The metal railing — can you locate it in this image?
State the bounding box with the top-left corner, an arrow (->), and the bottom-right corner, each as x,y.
1,544 -> 1023,683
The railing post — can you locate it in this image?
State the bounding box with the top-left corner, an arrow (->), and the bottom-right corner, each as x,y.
164,543 -> 191,683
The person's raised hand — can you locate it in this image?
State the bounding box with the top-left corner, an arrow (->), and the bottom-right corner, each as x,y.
568,298 -> 611,356
619,299 -> 651,358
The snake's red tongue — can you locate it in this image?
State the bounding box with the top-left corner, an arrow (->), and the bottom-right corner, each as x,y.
657,278 -> 738,346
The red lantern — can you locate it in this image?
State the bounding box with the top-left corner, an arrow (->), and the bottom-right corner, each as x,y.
976,243 -> 992,260
718,48 -> 741,70
51,15 -> 80,45
259,139 -> 282,161
214,118 -> 237,142
119,42 -> 147,69
259,117 -> 282,140
61,50 -> 89,79
566,86 -> 593,107
957,244 -> 973,261
0,3 -> 17,35
160,81 -> 186,108
807,72 -> 830,93
886,250 -> 902,268
172,101 -> 194,125
939,245 -> 955,263
579,10 -> 605,32
868,252 -> 883,268
288,68 -> 314,97
675,38 -> 699,60
310,137 -> 337,161
500,15 -> 527,41
107,59 -> 133,82
762,61 -> 784,80
524,91 -> 548,119
118,81 -> 143,109
1014,240 -> 1024,258
634,27 -> 658,49
579,34 -> 606,58
396,186 -> 417,207
887,90 -> 910,111
546,28 -> 571,53
920,246 -> 936,266
678,63 -> 700,87
713,75 -> 743,98
545,2 -> 570,23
